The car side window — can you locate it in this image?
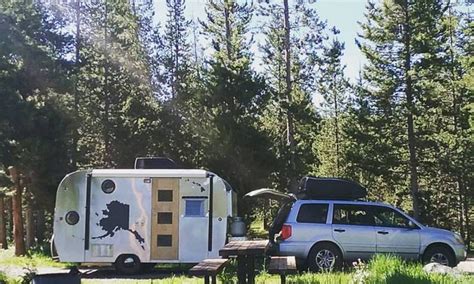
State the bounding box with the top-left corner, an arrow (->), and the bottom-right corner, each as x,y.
372,206 -> 411,228
332,204 -> 374,226
296,204 -> 329,224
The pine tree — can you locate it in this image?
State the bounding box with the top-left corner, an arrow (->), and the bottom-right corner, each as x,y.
315,37 -> 351,177
0,1 -> 75,252
77,0 -> 158,168
259,1 -> 325,191
355,0 -> 468,221
200,0 -> 276,215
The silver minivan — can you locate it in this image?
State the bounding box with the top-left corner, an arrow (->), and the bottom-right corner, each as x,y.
246,181 -> 467,271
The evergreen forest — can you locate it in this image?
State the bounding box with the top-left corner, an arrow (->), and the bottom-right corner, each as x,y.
0,0 -> 472,255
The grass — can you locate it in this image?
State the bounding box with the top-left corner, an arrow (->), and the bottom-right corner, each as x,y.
351,254 -> 472,284
1,246 -> 473,284
0,247 -> 68,268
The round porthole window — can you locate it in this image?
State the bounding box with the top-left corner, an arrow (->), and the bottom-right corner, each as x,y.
65,211 -> 79,225
101,179 -> 115,194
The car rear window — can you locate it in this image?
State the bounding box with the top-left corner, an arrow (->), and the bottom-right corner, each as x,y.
296,204 -> 329,224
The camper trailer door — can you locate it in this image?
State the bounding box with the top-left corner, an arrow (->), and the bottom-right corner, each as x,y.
151,178 -> 180,260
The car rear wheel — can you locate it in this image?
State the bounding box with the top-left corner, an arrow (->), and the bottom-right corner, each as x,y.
115,254 -> 142,275
307,243 -> 342,272
423,246 -> 456,267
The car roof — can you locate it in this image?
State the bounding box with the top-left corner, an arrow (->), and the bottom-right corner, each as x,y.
296,199 -> 394,208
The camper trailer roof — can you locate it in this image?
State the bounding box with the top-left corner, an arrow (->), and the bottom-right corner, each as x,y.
91,169 -> 210,178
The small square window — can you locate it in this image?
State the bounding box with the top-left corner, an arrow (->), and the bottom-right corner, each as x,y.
157,212 -> 172,224
157,235 -> 172,247
158,190 -> 173,202
185,199 -> 205,217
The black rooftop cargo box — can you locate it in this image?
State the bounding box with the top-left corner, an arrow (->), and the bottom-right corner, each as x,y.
134,157 -> 177,169
296,176 -> 367,200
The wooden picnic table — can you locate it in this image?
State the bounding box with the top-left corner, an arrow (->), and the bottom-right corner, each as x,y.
219,240 -> 269,284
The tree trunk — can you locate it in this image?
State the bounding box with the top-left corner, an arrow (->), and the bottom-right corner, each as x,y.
71,0 -> 81,169
283,0 -> 296,192
0,196 -> 7,249
7,197 -> 13,242
9,166 -> 26,256
103,0 -> 112,167
333,79 -> 340,176
35,209 -> 45,245
25,197 -> 34,249
403,0 -> 420,220
224,0 -> 233,60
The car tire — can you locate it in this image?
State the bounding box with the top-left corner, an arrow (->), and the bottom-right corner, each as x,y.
422,245 -> 456,267
115,254 -> 142,275
307,243 -> 343,272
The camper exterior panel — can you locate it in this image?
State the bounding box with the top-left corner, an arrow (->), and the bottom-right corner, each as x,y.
209,178 -> 229,257
86,176 -> 151,263
54,169 -> 235,265
178,177 -> 210,261
53,170 -> 87,262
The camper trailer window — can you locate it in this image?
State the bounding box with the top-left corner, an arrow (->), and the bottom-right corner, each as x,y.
157,212 -> 173,224
101,179 -> 115,194
157,235 -> 172,247
65,211 -> 79,225
185,199 -> 205,217
158,190 -> 173,201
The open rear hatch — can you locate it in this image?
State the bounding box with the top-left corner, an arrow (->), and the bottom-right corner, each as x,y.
244,188 -> 295,202
244,189 -> 295,245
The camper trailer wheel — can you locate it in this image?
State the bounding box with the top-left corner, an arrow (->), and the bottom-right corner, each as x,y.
115,254 -> 141,275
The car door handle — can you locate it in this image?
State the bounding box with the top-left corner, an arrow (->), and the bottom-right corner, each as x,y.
377,231 -> 389,235
334,229 -> 346,233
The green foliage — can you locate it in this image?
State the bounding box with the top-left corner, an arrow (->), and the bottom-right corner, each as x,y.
0,0 -> 471,250
355,254 -> 471,284
314,36 -> 351,177
259,1 -> 325,191
346,0 -> 473,234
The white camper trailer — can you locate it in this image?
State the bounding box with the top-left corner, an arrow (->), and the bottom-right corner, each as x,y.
53,168 -> 238,273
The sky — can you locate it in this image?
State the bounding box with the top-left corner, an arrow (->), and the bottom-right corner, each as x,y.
154,0 -> 368,81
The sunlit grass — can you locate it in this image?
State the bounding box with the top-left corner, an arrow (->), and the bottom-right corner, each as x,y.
0,247 -> 68,268
1,247 -> 473,283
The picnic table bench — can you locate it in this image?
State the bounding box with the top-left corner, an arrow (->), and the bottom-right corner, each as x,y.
268,256 -> 297,284
189,258 -> 229,284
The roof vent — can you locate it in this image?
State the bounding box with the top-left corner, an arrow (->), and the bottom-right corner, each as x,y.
134,157 -> 177,169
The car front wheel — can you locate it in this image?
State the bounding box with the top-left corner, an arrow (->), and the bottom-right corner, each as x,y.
307,243 -> 342,272
422,246 -> 456,267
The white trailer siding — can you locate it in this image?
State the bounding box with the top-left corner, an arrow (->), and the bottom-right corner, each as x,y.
86,176 -> 151,263
53,171 -> 87,262
53,169 -> 234,264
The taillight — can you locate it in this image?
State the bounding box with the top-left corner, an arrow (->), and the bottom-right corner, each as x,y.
281,224 -> 292,240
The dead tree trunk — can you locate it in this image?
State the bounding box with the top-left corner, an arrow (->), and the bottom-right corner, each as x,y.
9,166 -> 26,256
403,0 -> 420,220
283,0 -> 296,192
0,196 -> 7,249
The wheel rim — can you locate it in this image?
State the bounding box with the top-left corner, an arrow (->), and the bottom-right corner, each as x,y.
123,256 -> 137,268
430,253 -> 449,266
315,249 -> 336,270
